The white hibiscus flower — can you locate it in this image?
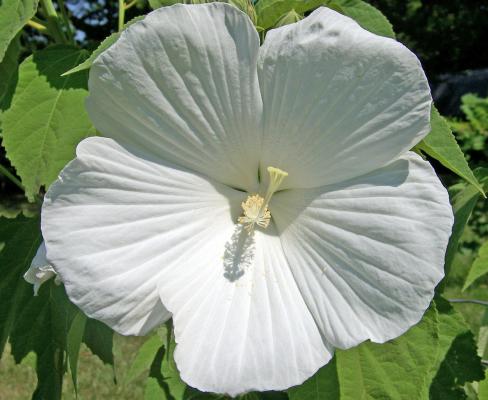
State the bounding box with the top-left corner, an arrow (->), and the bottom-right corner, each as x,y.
40,3 -> 454,396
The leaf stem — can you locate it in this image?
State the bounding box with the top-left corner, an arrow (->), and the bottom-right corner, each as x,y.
118,0 -> 125,31
125,0 -> 137,10
0,164 -> 24,192
40,0 -> 68,44
27,19 -> 48,32
448,298 -> 488,307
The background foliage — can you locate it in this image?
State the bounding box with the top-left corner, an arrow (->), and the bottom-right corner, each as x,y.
0,0 -> 487,399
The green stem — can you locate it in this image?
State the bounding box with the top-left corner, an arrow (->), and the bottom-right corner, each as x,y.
0,164 -> 24,192
57,0 -> 74,44
449,298 -> 488,307
32,15 -> 48,25
40,0 -> 68,44
118,0 -> 125,31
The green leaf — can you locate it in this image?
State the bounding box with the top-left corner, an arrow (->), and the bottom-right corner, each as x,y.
417,107 -> 484,196
67,311 -> 87,393
148,1 -> 257,24
127,333 -> 162,383
429,298 -> 484,399
274,10 -> 303,28
328,0 -> 395,38
0,215 -> 41,357
0,0 -> 38,62
62,16 -> 144,76
288,357 -> 339,400
479,371 -> 488,400
258,393 -> 289,400
142,324 -> 213,400
2,45 -> 95,201
463,241 -> 488,291
239,395 -> 261,400
433,298 -> 468,370
431,335 -> 483,399
143,344 -> 166,400
149,0 -> 184,8
82,318 -> 114,366
478,310 -> 488,361
336,306 -> 439,400
0,35 -> 20,139
9,282 -> 80,400
290,300 -> 484,400
256,0 -> 323,29
460,93 -> 488,134
159,326 -> 188,399
256,0 -> 395,38
228,0 -> 257,24
0,217 -> 98,400
443,168 -> 488,281
289,305 -> 439,400
61,34 -> 118,76
0,34 -> 20,114
0,215 -> 90,399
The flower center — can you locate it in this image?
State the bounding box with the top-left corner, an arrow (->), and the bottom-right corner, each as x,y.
238,166 -> 288,233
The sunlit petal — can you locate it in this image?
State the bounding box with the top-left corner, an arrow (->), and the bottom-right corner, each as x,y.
87,3 -> 263,192
258,7 -> 432,189
42,137 -> 243,335
158,225 -> 332,396
272,152 -> 453,347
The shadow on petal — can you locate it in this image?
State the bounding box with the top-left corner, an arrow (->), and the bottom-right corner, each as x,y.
271,158 -> 410,233
223,224 -> 255,282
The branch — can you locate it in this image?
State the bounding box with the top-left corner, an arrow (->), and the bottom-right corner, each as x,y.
448,298 -> 488,307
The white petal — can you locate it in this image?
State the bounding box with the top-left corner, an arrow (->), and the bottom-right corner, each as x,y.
24,242 -> 57,296
41,137 -> 243,336
87,3 -> 262,192
258,7 -> 432,188
158,224 -> 332,396
272,153 -> 453,348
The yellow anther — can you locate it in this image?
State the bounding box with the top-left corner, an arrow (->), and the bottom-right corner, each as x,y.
238,195 -> 271,232
238,166 -> 288,233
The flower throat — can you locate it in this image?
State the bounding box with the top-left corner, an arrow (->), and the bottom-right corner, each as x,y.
238,167 -> 288,233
